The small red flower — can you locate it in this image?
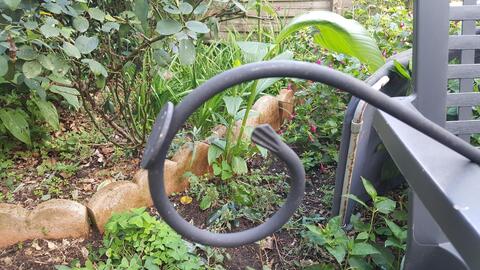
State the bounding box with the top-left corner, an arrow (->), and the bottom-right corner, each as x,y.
309,124 -> 317,133
316,59 -> 322,65
289,113 -> 296,120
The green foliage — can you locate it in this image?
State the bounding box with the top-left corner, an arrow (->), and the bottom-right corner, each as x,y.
277,11 -> 385,72
345,0 -> 413,58
60,208 -> 203,270
303,178 -> 407,270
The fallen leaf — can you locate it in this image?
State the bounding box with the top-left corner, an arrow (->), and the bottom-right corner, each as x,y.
259,236 -> 274,250
31,241 -> 41,251
180,195 -> 193,205
46,240 -> 57,250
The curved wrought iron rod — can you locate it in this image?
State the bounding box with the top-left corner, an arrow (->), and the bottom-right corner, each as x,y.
145,60 -> 480,248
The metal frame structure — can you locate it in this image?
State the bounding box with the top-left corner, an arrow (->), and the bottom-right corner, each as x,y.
142,0 -> 480,268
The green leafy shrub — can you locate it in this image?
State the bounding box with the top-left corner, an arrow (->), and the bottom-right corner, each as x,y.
303,178 -> 407,270
61,208 -> 202,270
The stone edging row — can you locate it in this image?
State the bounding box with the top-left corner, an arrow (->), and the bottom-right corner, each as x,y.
0,89 -> 295,248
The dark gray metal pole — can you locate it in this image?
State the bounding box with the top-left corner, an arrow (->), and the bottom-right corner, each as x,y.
413,0 -> 450,126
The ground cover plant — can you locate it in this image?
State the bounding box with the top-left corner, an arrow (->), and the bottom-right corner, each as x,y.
0,0 -> 415,269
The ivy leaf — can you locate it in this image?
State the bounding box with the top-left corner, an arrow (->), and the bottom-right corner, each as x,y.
0,55 -> 8,77
49,85 -> 80,110
155,19 -> 182,36
179,2 -> 193,14
75,35 -> 99,54
178,38 -> 195,65
22,61 -> 42,78
4,0 -> 21,10
62,42 -> 81,59
231,156 -> 248,175
73,16 -> 89,32
0,108 -> 31,145
81,59 -> 108,77
185,20 -> 209,34
88,8 -> 105,22
33,99 -> 60,130
276,11 -> 385,72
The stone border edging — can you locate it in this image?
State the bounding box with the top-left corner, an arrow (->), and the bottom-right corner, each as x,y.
0,89 -> 296,247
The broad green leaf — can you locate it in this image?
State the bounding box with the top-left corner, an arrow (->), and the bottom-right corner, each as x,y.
4,0 -> 21,10
343,194 -> 368,209
23,21 -> 38,30
88,8 -> 105,22
236,41 -> 273,63
185,20 -> 209,34
221,160 -> 232,180
361,177 -> 377,200
384,218 -> 407,241
200,195 -> 213,210
276,11 -> 384,72
0,55 -> 8,77
75,35 -> 99,54
351,242 -> 380,256
134,0 -> 149,32
22,61 -> 42,78
232,156 -> 248,175
374,197 -> 396,214
223,96 -> 242,116
43,2 -> 62,14
73,16 -> 89,32
178,39 -> 195,65
101,22 -> 120,33
193,3 -> 208,15
33,99 -> 60,130
371,244 -> 395,269
179,2 -> 193,14
155,19 -> 182,36
207,144 -> 223,165
62,42 -> 81,59
81,59 -> 107,77
163,5 -> 180,14
49,85 -> 80,110
0,108 -> 31,145
38,54 -> 55,70
348,256 -> 373,270
393,59 -> 411,80
59,27 -> 75,39
40,23 -> 60,38
17,46 -> 37,60
326,245 -> 346,264
152,49 -> 172,66
256,50 -> 294,94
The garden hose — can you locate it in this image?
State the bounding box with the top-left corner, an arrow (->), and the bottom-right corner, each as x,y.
141,60 -> 480,248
